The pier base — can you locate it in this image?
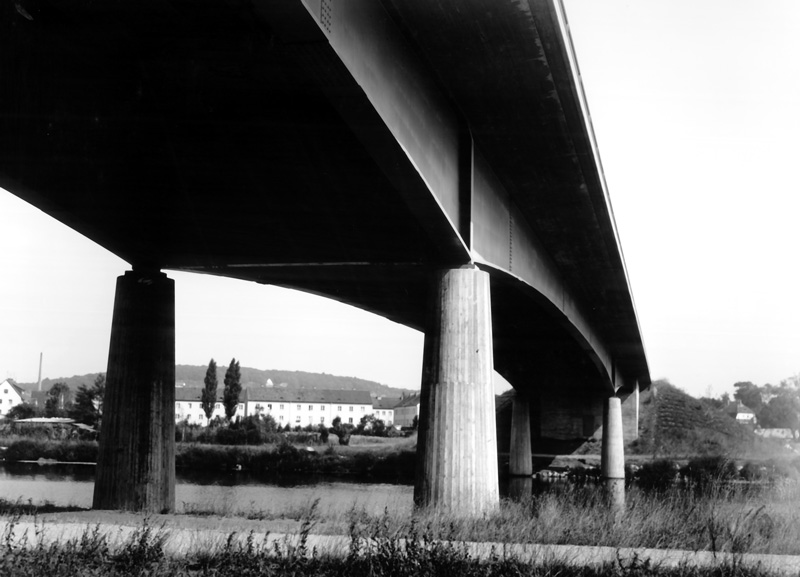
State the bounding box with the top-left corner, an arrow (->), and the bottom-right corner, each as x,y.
509,393 -> 533,476
93,269 -> 176,513
414,266 -> 499,516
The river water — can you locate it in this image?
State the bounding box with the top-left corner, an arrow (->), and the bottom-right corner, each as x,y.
0,462 -> 415,516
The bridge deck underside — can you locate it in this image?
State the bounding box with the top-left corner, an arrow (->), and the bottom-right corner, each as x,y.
1,0 -> 640,393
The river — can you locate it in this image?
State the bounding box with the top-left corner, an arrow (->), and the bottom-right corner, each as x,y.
0,462 -> 415,516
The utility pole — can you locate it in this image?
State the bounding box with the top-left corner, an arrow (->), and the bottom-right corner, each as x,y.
37,352 -> 43,391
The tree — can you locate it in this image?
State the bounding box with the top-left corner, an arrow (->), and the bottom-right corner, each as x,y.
222,358 -> 241,420
69,383 -> 101,427
6,402 -> 39,420
201,359 -> 218,421
733,381 -> 762,411
91,373 -> 105,417
44,382 -> 71,417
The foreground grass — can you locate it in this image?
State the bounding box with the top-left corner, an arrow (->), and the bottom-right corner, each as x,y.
172,481 -> 800,557
0,512 -> 789,577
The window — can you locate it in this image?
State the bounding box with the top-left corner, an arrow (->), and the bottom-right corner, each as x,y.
296,405 -> 301,411
361,406 -> 365,412
295,416 -> 301,423
255,404 -> 262,411
3,389 -> 7,394
320,416 -> 325,423
349,406 -> 353,412
188,403 -> 192,408
279,415 -> 284,421
280,404 -> 284,410
215,403 -> 221,409
348,417 -> 353,424
337,406 -> 342,412
267,404 -> 272,410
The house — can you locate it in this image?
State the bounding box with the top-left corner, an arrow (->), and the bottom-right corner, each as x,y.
393,392 -> 421,428
175,387 -> 245,426
371,397 -> 399,426
244,388 -> 373,427
0,378 -> 26,417
729,401 -> 757,425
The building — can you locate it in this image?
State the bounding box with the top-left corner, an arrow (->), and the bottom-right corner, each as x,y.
175,387 -> 245,426
0,378 -> 26,417
371,397 -> 399,426
393,393 -> 421,428
729,401 -> 757,425
244,388 -> 373,427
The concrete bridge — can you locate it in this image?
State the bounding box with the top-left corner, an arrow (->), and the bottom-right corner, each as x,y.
1,0 -> 650,515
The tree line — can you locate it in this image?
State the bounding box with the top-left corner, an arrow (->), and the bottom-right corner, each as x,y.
702,375 -> 800,439
6,374 -> 105,427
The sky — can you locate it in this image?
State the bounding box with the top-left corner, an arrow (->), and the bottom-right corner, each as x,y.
1,0 -> 798,399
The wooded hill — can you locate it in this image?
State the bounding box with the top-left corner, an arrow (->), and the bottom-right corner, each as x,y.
19,366 -> 417,399
633,380 -> 757,456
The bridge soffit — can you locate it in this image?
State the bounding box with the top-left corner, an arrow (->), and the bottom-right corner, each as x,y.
295,0 -> 627,391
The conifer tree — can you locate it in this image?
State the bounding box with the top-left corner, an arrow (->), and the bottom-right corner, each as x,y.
201,359 -> 217,421
223,358 -> 242,420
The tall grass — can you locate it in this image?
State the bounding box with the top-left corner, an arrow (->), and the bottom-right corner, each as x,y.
0,511 -> 787,577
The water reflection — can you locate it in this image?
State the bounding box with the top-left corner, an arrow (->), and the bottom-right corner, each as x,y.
0,463 -> 414,515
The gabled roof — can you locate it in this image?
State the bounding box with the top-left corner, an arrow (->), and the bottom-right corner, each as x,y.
372,397 -> 400,410
394,393 -> 422,409
2,378 -> 27,399
175,387 -> 226,403
245,388 -> 373,405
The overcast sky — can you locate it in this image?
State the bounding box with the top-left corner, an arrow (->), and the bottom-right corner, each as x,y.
1,0 -> 798,398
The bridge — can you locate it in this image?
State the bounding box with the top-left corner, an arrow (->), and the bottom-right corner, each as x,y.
1,0 -> 650,515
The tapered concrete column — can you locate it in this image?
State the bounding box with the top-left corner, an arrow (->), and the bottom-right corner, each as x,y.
601,395 -> 625,512
509,393 -> 533,476
93,269 -> 176,513
414,266 -> 499,516
601,396 -> 625,479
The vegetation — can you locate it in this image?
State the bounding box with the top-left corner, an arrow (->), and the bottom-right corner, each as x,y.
731,380 -> 800,438
5,512 -> 786,577
44,382 -> 71,418
201,358 -> 218,421
222,358 -> 242,420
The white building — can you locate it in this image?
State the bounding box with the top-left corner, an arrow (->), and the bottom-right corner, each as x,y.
393,393 -> 421,428
0,379 -> 26,417
372,397 -> 399,426
244,389 -> 374,427
175,387 -> 245,426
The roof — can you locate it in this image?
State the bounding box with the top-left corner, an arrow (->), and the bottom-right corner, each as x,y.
1,378 -> 26,398
372,397 -> 400,410
175,387 -> 226,403
245,388 -> 373,405
394,393 -> 422,409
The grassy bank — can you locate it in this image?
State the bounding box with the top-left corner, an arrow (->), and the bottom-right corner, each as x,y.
0,513 -> 790,577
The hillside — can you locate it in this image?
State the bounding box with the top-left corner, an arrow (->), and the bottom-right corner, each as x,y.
176,365 -> 416,398
634,380 -> 756,457
18,366 -> 417,399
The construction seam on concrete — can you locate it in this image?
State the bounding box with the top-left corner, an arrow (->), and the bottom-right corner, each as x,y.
2,520 -> 800,575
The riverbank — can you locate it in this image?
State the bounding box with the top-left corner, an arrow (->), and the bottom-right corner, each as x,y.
0,435 -> 418,481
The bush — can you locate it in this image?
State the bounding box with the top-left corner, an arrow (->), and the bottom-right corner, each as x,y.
636,459 -> 679,491
682,455 -> 738,487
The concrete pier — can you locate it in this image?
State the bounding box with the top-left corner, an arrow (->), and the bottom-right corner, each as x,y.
601,395 -> 625,511
414,266 -> 499,516
93,269 -> 176,513
600,396 -> 625,480
509,393 -> 533,476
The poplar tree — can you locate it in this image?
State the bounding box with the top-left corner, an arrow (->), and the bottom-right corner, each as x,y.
201,359 -> 217,421
223,358 -> 242,420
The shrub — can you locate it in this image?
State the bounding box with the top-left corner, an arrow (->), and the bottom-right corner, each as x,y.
636,459 -> 678,491
682,455 -> 738,487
